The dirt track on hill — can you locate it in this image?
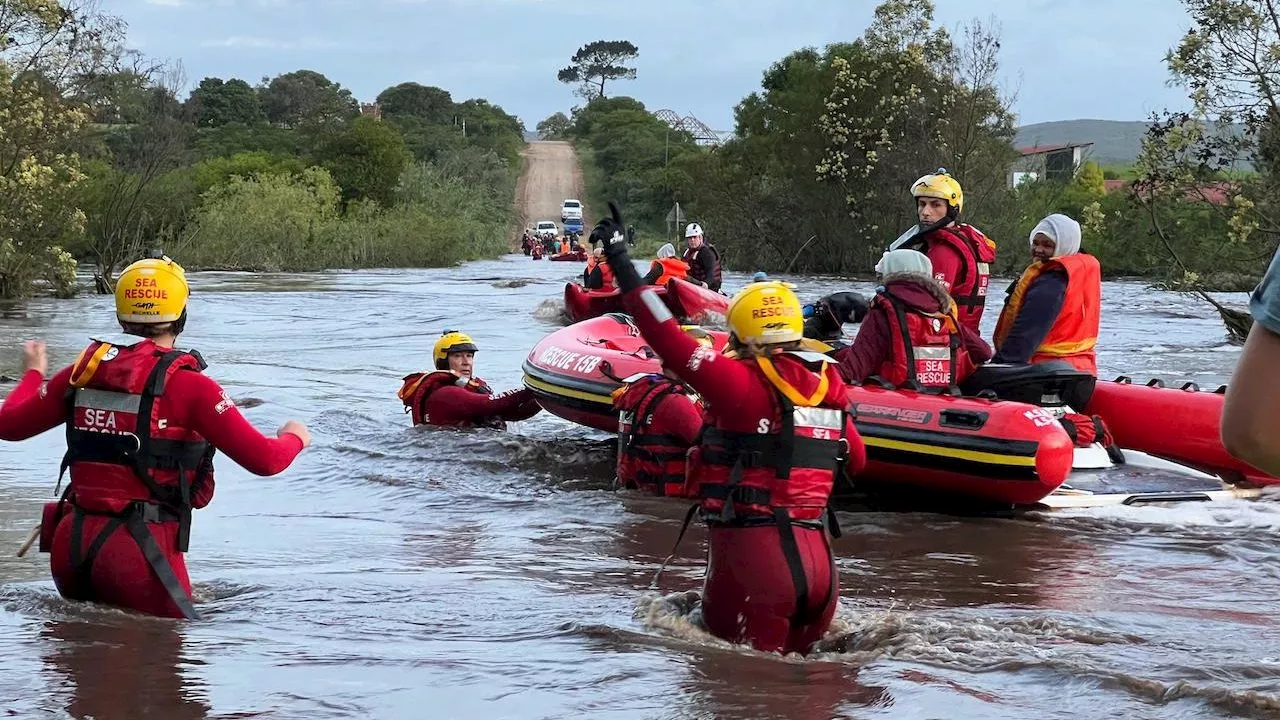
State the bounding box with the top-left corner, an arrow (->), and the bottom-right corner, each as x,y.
513,141 -> 589,246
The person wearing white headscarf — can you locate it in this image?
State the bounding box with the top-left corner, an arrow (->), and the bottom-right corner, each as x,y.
642,242 -> 690,287
583,247 -> 614,289
991,213 -> 1102,374
834,249 -> 992,387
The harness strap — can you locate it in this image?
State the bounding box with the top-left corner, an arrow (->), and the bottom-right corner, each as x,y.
648,502 -> 701,588
621,381 -> 682,454
136,351 -> 200,552
123,507 -> 200,619
713,396 -> 797,524
67,502 -> 200,619
772,507 -> 812,623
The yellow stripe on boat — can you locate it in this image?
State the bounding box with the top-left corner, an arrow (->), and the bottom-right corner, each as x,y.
523,373 -> 615,406
863,436 -> 1038,467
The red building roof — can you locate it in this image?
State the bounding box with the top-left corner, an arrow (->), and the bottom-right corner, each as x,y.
1104,178 -> 1232,206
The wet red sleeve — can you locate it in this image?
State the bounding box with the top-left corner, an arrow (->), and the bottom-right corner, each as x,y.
494,387 -> 541,421
926,243 -> 965,292
427,385 -> 538,425
834,311 -> 890,383
167,371 -> 304,476
654,394 -> 703,446
0,367 -> 72,440
622,287 -> 762,413
960,324 -> 994,364
843,415 -> 867,474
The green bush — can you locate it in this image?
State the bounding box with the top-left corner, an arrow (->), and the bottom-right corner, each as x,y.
175,156 -> 516,271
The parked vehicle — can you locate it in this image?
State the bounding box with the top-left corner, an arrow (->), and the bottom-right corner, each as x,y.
561,199 -> 582,223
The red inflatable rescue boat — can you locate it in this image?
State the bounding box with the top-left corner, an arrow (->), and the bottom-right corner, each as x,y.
524,318 -> 1070,507
549,250 -> 588,262
563,278 -> 730,324
1084,376 -> 1277,488
523,313 -> 730,431
524,316 -> 1276,508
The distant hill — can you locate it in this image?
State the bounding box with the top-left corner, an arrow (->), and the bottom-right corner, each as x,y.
1014,120 -> 1152,167
1015,118 -> 1249,168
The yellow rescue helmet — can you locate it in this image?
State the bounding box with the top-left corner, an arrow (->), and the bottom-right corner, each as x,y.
115,255 -> 189,324
910,168 -> 963,213
726,281 -> 804,345
433,330 -> 478,369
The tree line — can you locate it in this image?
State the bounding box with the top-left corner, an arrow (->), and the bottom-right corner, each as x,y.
0,0 -> 526,298
543,0 -> 1280,299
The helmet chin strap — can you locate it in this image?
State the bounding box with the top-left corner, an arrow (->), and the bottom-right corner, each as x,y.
920,205 -> 958,236
893,202 -> 959,251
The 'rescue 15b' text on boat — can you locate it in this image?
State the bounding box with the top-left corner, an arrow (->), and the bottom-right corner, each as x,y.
522,311 -> 1276,511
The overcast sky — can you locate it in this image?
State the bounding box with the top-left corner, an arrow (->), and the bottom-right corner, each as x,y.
110,0 -> 1194,131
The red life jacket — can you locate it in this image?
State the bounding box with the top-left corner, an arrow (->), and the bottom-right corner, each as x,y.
926,225 -> 996,329
872,290 -> 973,390
695,353 -> 849,525
682,243 -> 722,290
397,371 -> 503,428
615,375 -> 697,498
56,338 -> 217,619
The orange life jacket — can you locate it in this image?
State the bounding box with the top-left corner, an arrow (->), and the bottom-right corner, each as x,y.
614,375 -> 698,497
993,253 -> 1101,375
872,290 -> 974,389
650,257 -> 688,286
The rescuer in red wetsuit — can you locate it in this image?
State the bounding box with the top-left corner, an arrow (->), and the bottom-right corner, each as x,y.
891,169 -> 997,334
0,254 -> 311,619
595,201 -> 867,656
398,330 -> 541,428
612,340 -> 708,498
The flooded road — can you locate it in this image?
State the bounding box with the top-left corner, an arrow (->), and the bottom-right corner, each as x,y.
0,256 -> 1277,719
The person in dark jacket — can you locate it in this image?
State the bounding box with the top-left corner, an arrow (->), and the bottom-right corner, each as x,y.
991,213 -> 1101,374
835,249 -> 992,387
681,223 -> 723,291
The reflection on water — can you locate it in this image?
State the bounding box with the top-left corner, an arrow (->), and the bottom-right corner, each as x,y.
0,255 -> 1275,719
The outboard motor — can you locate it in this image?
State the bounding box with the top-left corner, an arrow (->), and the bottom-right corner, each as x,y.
961,361 -> 1116,470
959,361 -> 1096,411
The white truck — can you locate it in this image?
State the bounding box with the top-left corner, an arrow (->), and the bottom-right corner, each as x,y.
561,199 -> 582,223
534,220 -> 559,239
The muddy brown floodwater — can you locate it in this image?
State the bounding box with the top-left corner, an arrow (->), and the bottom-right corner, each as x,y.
0,259 -> 1277,720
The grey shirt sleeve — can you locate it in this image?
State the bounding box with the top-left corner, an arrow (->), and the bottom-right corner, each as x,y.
1249,246 -> 1280,335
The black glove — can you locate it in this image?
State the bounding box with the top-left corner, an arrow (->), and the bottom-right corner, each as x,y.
596,201 -> 643,292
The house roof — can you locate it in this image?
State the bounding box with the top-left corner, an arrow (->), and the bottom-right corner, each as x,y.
1017,142 -> 1095,156
1104,178 -> 1233,206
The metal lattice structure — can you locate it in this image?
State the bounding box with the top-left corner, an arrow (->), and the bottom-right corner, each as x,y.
652,109 -> 731,146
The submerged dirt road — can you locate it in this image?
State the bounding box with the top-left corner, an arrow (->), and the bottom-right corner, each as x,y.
514,140 -> 589,240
